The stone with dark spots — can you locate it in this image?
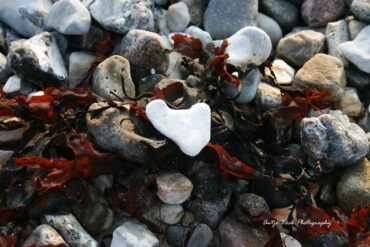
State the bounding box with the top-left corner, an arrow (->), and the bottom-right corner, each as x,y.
301,0 -> 346,28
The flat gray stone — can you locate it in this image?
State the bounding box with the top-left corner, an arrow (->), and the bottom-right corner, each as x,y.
257,13 -> 283,46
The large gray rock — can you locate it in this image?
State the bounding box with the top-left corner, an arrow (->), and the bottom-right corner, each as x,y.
92,55 -> 135,100
46,0 -> 91,35
340,25 -> 370,73
301,0 -> 345,28
22,224 -> 67,247
218,214 -> 269,247
325,20 -> 349,66
7,32 -> 68,87
257,13 -> 283,46
337,158 -> 370,213
260,0 -> 299,32
0,0 -> 52,37
203,0 -> 258,39
276,30 -> 326,67
348,0 -> 370,23
86,102 -> 157,163
68,51 -> 95,88
82,0 -> 154,34
44,213 -> 98,247
301,114 -> 369,170
111,221 -> 159,247
115,29 -> 168,80
0,53 -> 10,83
293,53 -> 346,101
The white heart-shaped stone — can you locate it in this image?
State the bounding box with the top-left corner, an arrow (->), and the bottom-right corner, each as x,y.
146,99 -> 211,157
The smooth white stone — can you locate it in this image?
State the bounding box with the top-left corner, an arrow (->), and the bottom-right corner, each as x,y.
146,100 -> 211,156
156,172 -> 193,204
46,0 -> 91,35
185,26 -> 213,47
265,59 -> 295,85
111,221 -> 159,247
340,25 -> 370,73
225,26 -> 272,70
3,75 -> 21,94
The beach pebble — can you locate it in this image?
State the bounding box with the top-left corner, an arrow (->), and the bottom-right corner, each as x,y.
185,26 -> 212,47
349,19 -> 367,39
280,233 -> 302,247
225,26 -> 272,70
226,69 -> 261,104
218,214 -> 269,247
301,114 -> 369,171
0,53 -> 10,83
235,193 -> 270,224
3,75 -> 34,96
68,51 -> 95,88
334,87 -> 363,117
348,0 -> 370,23
92,55 -> 135,100
0,0 -> 52,37
325,20 -> 349,66
44,213 -> 98,247
204,0 -> 258,39
81,0 -> 154,34
0,150 -> 14,167
265,59 -> 295,85
146,100 -> 211,156
46,0 -> 91,35
336,158 -> 370,213
168,2 -> 190,32
277,30 -> 326,67
86,102 -> 156,163
293,53 -> 346,101
301,0 -> 345,28
260,0 -> 299,32
111,221 -> 159,247
255,82 -> 283,109
22,224 -> 67,247
340,25 -> 370,73
186,224 -> 213,247
115,29 -> 168,80
257,13 -> 283,46
7,32 -> 68,87
159,204 -> 184,225
156,172 -> 194,204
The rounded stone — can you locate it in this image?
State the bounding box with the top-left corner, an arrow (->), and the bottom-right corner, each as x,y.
257,13 -> 283,46
204,0 -> 258,39
260,0 -> 299,32
46,0 -> 91,35
156,172 -> 193,204
293,53 -> 346,101
301,0 -> 345,28
92,55 -> 135,100
167,2 -> 190,32
225,26 -> 272,70
337,158 -> 370,213
22,224 -> 67,247
116,29 -> 169,80
349,0 -> 370,23
276,30 -> 326,67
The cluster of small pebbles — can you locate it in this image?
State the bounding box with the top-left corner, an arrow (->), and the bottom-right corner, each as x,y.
1,0 -> 370,247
